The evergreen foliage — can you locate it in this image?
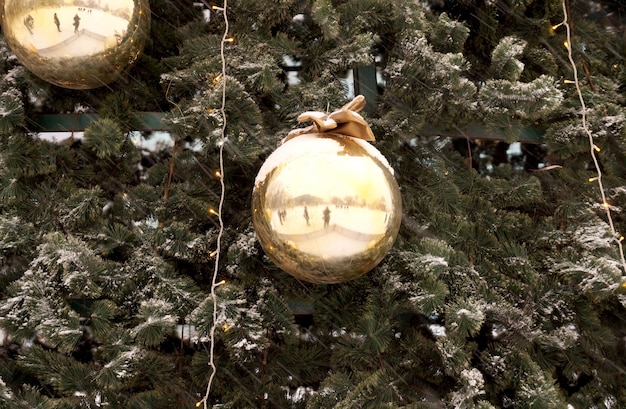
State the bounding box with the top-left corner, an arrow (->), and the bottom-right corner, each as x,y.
1,0 -> 626,407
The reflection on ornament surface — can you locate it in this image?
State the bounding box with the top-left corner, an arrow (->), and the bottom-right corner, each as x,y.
252,132 -> 402,284
1,0 -> 149,89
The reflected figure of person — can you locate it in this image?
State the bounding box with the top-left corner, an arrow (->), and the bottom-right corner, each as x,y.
54,13 -> 60,32
24,15 -> 34,34
303,206 -> 310,226
323,206 -> 331,228
73,14 -> 81,33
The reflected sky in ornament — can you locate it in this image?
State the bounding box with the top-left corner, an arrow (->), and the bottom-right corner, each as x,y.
267,153 -> 391,208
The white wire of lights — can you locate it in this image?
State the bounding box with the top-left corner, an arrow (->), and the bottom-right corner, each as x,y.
199,1 -> 229,407
558,0 -> 626,276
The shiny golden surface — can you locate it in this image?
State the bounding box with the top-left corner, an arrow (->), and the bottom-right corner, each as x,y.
252,133 -> 402,284
1,0 -> 149,89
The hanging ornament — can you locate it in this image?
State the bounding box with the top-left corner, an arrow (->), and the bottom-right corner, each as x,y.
1,0 -> 150,89
252,96 -> 402,284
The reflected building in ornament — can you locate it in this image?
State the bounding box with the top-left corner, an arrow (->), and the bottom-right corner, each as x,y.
1,0 -> 150,89
252,133 -> 402,284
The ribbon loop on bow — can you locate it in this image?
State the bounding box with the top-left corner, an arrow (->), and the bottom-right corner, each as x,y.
285,95 -> 375,142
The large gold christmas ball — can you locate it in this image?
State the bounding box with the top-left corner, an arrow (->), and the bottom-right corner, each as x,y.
252,132 -> 402,284
1,0 -> 149,89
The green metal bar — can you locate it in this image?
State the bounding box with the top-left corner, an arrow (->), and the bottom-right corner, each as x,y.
353,63 -> 378,113
30,112 -> 545,143
287,300 -> 316,315
31,112 -> 167,132
418,123 -> 545,144
132,112 -> 168,131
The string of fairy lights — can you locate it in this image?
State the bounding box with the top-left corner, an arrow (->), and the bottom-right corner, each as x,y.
556,0 -> 626,278
199,1 -> 229,408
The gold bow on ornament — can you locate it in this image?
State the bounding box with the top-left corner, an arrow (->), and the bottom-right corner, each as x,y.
285,95 -> 375,142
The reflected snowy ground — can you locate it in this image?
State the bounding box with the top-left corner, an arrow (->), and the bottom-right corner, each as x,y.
268,205 -> 388,258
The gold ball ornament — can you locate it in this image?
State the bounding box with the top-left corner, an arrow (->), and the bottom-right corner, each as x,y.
252,96 -> 402,284
1,0 -> 150,89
